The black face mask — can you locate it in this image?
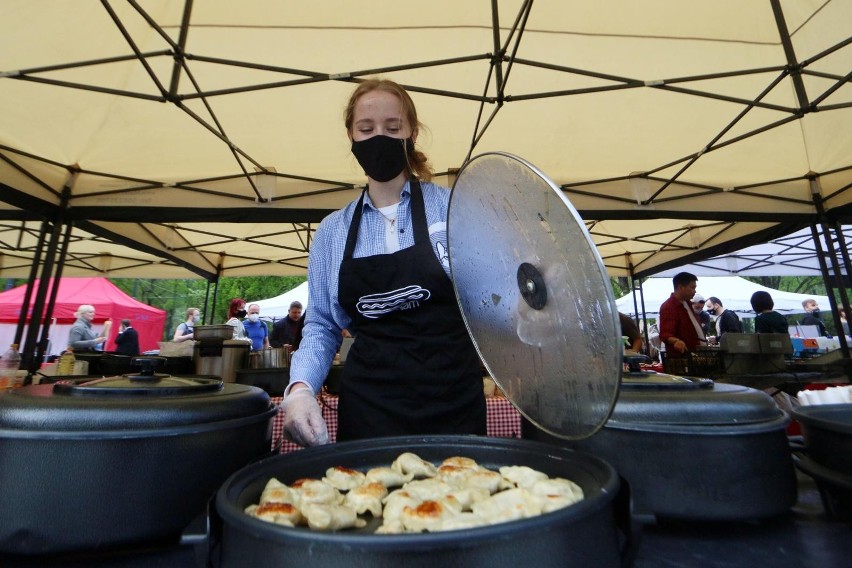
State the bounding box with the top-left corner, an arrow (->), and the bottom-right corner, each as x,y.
351,135 -> 414,182
811,308 -> 821,316
235,309 -> 247,318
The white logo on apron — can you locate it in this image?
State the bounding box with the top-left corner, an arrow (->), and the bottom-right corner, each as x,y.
357,285 -> 432,319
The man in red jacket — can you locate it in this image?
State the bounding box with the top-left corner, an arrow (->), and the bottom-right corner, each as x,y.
659,272 -> 707,358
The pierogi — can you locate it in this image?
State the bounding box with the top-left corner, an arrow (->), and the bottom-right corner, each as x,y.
244,452 -> 585,534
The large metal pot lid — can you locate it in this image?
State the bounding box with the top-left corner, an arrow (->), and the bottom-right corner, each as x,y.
54,356 -> 223,397
448,152 -> 621,440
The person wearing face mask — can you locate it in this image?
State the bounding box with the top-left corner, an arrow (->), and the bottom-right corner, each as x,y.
173,307 -> 201,343
281,78 -> 486,447
705,297 -> 743,338
244,303 -> 270,351
690,293 -> 712,337
800,299 -> 828,336
225,298 -> 248,340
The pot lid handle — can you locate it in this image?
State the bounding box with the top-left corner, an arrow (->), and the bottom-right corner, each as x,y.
448,152 -> 621,440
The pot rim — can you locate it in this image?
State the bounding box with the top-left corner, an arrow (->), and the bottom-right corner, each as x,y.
791,404 -> 852,435
216,435 -> 619,547
0,405 -> 277,440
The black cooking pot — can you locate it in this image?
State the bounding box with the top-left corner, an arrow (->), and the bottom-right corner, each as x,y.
524,376 -> 797,523
0,363 -> 277,555
790,404 -> 852,519
214,436 -> 629,568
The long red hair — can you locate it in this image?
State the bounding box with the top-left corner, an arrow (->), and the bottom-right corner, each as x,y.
227,298 -> 246,319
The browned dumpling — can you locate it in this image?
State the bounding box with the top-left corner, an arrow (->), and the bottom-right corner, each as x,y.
401,478 -> 453,501
344,482 -> 388,517
391,452 -> 437,478
301,503 -> 367,531
447,486 -> 491,511
259,477 -> 294,505
246,501 -> 304,527
323,465 -> 367,491
365,466 -> 414,488
440,456 -> 480,470
432,511 -> 489,532
382,490 -> 421,525
498,465 -> 549,489
290,478 -> 344,507
436,464 -> 476,486
471,488 -> 543,524
400,499 -> 459,532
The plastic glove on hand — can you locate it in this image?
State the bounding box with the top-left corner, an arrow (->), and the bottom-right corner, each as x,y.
281,388 -> 329,447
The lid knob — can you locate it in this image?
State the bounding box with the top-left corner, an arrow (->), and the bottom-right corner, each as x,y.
128,356 -> 166,381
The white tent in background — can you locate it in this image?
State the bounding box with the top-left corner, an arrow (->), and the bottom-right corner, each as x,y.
249,282 -> 309,321
616,276 -> 829,318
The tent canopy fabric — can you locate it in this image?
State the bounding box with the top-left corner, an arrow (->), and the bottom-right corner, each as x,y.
616,276 -> 830,317
249,282 -> 309,320
0,277 -> 167,353
0,1 -> 850,280
651,225 -> 852,277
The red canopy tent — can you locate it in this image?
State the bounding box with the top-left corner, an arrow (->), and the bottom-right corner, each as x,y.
0,277 -> 166,355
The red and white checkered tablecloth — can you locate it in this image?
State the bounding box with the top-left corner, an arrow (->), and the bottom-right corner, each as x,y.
271,393 -> 521,454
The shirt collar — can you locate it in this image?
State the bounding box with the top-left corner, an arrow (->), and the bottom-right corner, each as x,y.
362,180 -> 411,211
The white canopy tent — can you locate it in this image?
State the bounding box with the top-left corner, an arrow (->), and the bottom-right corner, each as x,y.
652,226 -> 852,277
0,1 -> 850,282
616,276 -> 830,317
249,282 -> 309,321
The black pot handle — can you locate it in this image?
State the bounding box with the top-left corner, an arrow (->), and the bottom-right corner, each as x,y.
204,495 -> 224,568
613,475 -> 642,568
788,435 -> 806,464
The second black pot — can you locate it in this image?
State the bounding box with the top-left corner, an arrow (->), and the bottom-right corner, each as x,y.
0,374 -> 276,555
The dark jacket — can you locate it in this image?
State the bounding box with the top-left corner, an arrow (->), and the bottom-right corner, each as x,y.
715,309 -> 743,336
114,326 -> 140,356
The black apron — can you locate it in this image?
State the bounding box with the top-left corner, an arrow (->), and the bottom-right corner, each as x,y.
336,180 -> 486,441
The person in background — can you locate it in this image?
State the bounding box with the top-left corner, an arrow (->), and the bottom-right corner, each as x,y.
659,272 -> 706,358
800,298 -> 828,336
244,303 -> 270,351
173,307 -> 200,343
839,307 -> 850,337
618,312 -> 644,352
690,293 -> 712,337
750,291 -> 789,334
705,297 -> 743,338
68,304 -> 110,352
281,78 -> 486,447
270,301 -> 303,348
114,318 -> 140,356
225,298 -> 247,339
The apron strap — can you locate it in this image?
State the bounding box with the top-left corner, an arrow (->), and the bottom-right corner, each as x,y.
343,190 -> 368,260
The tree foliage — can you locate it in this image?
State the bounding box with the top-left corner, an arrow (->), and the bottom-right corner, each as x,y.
110,276 -> 306,339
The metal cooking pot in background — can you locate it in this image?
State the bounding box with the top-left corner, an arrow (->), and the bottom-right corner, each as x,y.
195,339 -> 250,382
195,325 -> 237,341
0,358 -> 276,555
248,348 -> 289,370
215,436 -> 631,568
262,347 -> 290,369
791,404 -> 852,520
525,374 -> 797,522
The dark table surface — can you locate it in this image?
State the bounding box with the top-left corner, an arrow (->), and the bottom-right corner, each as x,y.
2,469 -> 849,568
